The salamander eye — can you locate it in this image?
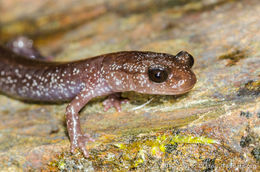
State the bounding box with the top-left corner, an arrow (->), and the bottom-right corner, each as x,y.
148,67 -> 168,83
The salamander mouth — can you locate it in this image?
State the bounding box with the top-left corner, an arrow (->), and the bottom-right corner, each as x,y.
169,85 -> 196,95
137,84 -> 196,95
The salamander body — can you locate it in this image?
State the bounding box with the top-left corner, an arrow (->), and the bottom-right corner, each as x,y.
0,37 -> 196,157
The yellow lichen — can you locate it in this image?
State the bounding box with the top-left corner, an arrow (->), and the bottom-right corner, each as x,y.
170,135 -> 218,144
113,132 -> 218,167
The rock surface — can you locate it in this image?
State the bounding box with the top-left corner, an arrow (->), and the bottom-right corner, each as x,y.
0,0 -> 259,171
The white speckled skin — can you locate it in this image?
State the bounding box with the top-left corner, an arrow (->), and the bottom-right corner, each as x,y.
0,42 -> 196,157
102,51 -> 196,95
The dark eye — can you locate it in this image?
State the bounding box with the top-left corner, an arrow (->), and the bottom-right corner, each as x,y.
148,67 -> 168,83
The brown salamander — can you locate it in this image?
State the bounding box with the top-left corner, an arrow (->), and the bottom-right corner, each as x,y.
0,37 -> 196,157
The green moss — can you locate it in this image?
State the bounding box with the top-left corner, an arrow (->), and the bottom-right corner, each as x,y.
169,135 -> 218,144
49,152 -> 94,171
251,147 -> 260,161
113,133 -> 218,168
237,80 -> 260,97
218,48 -> 249,66
58,160 -> 66,170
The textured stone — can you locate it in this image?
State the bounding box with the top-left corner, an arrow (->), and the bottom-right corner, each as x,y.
0,0 -> 259,171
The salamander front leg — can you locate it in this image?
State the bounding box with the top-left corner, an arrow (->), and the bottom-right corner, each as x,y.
103,93 -> 128,112
65,92 -> 95,157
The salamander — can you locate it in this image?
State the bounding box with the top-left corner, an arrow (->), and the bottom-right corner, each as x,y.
0,37 -> 196,157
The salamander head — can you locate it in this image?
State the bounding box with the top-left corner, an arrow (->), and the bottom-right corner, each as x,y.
102,51 -> 196,95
